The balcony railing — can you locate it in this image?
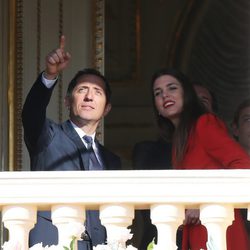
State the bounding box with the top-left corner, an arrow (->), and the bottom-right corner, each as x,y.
1,170 -> 250,250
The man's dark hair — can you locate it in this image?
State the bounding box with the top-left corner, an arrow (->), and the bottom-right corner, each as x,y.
233,98 -> 250,126
191,81 -> 219,113
66,68 -> 112,103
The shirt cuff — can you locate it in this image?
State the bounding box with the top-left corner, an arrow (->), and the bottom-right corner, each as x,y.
41,72 -> 58,88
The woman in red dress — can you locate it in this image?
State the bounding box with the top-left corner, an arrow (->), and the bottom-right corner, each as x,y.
151,68 -> 250,250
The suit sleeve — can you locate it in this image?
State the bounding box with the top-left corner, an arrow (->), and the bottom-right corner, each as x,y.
196,114 -> 250,168
22,73 -> 56,152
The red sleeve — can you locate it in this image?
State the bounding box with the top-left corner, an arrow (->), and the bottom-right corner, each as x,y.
196,113 -> 250,169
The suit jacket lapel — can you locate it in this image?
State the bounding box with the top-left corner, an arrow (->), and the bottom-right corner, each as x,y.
61,120 -> 89,170
96,141 -> 108,170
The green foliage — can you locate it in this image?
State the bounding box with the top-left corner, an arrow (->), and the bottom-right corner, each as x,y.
63,236 -> 77,250
147,238 -> 155,250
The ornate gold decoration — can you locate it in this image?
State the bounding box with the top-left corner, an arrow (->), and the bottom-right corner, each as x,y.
8,0 -> 23,171
8,0 -> 16,172
93,0 -> 105,143
58,0 -> 64,122
93,0 -> 104,73
15,0 -> 23,171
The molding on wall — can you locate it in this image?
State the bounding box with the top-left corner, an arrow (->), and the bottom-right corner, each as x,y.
0,0 -> 9,173
8,0 -> 16,171
7,0 -> 24,171
93,0 -> 105,144
8,0 -> 24,171
58,0 -> 64,123
15,0 -> 24,171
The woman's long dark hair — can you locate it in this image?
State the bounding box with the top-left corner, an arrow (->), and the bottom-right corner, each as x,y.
151,68 -> 207,164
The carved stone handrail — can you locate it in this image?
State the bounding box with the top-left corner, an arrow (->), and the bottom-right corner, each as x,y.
0,170 -> 250,250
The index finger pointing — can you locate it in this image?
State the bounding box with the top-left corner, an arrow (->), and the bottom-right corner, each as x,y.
59,35 -> 66,50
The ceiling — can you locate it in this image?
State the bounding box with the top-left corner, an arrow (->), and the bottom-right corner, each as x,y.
171,0 -> 250,123
104,0 -> 250,161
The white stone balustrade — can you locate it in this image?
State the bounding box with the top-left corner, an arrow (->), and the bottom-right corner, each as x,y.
52,205 -> 85,247
200,204 -> 234,250
151,204 -> 185,250
0,170 -> 250,250
2,205 -> 37,250
100,204 -> 134,247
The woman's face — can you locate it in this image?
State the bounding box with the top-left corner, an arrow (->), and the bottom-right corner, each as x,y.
153,74 -> 184,126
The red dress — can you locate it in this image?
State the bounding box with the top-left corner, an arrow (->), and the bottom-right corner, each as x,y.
173,113 -> 250,250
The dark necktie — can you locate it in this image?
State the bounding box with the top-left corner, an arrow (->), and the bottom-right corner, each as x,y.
83,135 -> 103,171
82,136 -> 106,249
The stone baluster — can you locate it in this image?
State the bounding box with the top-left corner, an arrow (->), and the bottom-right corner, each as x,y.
2,205 -> 37,250
150,204 -> 185,250
200,204 -> 234,250
51,205 -> 85,248
100,204 -> 134,248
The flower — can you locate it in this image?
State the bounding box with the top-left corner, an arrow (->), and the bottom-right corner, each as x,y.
29,243 -> 61,250
126,246 -> 137,250
64,222 -> 84,241
94,228 -> 137,250
2,224 -> 138,250
29,243 -> 45,250
146,237 -> 214,250
2,241 -> 21,250
146,238 -> 180,250
107,228 -> 133,246
2,222 -> 84,250
93,244 -> 137,250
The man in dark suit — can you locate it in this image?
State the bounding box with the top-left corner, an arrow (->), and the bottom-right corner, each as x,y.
22,35 -> 121,249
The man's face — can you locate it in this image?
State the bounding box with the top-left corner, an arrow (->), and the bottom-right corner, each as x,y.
193,85 -> 213,112
234,106 -> 250,152
65,74 -> 111,127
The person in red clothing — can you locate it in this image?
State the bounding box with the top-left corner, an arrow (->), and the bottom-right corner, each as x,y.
151,68 -> 250,250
